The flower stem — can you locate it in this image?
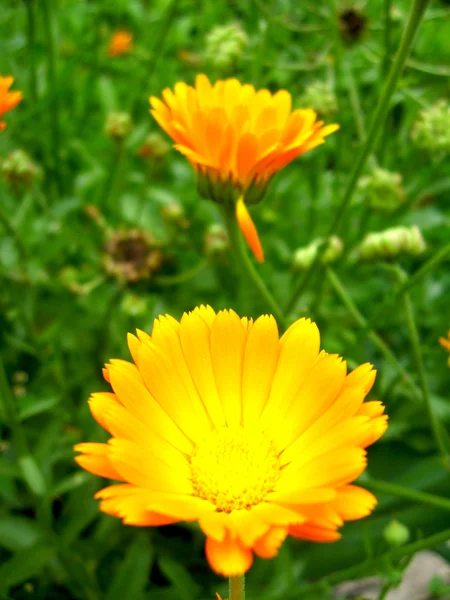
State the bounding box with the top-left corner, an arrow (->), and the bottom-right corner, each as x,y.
229,575 -> 245,600
326,267 -> 421,400
293,527 -> 450,598
397,268 -> 450,468
285,0 -> 431,313
355,242 -> 450,344
222,203 -> 287,329
41,0 -> 62,197
365,477 -> 450,511
24,0 -> 38,103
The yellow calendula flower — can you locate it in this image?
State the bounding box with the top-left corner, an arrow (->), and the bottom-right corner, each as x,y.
75,306 -> 387,576
149,75 -> 338,261
0,76 -> 23,133
108,31 -> 133,57
439,331 -> 450,366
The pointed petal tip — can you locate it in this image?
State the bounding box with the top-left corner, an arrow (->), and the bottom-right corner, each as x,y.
236,197 -> 264,263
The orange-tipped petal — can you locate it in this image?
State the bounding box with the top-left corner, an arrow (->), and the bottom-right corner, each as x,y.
236,197 -> 264,263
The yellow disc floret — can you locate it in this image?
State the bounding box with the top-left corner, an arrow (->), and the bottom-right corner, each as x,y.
190,426 -> 281,513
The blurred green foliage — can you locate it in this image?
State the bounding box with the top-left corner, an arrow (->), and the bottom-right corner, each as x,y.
0,0 -> 449,599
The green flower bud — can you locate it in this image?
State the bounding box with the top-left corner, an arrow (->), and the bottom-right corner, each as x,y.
204,23 -> 248,73
105,111 -> 133,141
293,236 -> 343,271
358,167 -> 405,212
1,149 -> 41,190
383,520 -> 410,547
138,132 -> 171,160
411,99 -> 450,153
121,292 -> 149,317
357,226 -> 426,262
298,81 -> 337,119
204,223 -> 229,257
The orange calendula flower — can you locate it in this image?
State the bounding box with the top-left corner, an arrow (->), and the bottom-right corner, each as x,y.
439,331 -> 450,366
108,31 -> 133,57
75,306 -> 387,576
0,76 -> 23,133
149,75 -> 338,261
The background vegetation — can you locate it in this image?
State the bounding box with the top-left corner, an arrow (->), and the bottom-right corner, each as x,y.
0,0 -> 449,599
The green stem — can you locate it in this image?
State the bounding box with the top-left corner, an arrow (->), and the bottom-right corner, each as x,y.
132,0 -> 180,118
355,242 -> 450,344
153,259 -> 209,286
0,205 -> 28,262
100,142 -> 125,212
41,0 -> 62,197
294,528 -> 450,598
399,270 -> 450,467
24,0 -> 38,103
223,203 -> 287,329
326,267 -> 420,400
229,575 -> 245,600
285,0 -> 431,313
365,478 -> 450,511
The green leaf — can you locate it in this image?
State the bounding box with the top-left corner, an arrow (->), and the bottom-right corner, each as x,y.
18,455 -> 47,496
106,533 -> 154,600
157,556 -> 200,600
0,516 -> 43,551
0,544 -> 54,593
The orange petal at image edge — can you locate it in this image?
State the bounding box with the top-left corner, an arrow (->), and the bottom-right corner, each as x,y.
236,197 -> 264,263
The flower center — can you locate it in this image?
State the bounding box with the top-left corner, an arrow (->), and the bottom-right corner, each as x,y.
190,426 -> 281,513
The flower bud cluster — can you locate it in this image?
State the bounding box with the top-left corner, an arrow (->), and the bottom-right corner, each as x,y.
204,24 -> 248,73
105,112 -> 133,141
358,167 -> 404,212
298,81 -> 337,118
357,226 -> 425,262
293,236 -> 343,271
411,100 -> 450,153
1,149 -> 41,189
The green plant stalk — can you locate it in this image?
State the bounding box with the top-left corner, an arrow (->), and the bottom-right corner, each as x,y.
366,477 -> 450,511
154,259 -> 209,285
355,242 -> 450,344
0,206 -> 28,262
222,203 -> 287,329
100,142 -> 125,212
41,0 -> 62,197
401,278 -> 450,467
24,0 -> 38,103
285,0 -> 431,314
132,0 -> 180,118
294,527 -> 450,598
326,267 -> 420,399
229,575 -> 245,600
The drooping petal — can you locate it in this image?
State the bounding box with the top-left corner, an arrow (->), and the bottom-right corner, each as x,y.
236,197 -> 264,263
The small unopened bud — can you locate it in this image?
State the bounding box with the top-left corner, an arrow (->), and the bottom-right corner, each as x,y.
411,99 -> 450,153
1,149 -> 41,190
293,236 -> 343,271
204,23 -> 248,73
358,167 -> 405,212
357,226 -> 426,262
383,520 -> 410,547
121,292 -> 149,317
161,201 -> 189,229
138,132 -> 171,159
204,223 -> 229,257
298,81 -> 337,118
105,111 -> 133,141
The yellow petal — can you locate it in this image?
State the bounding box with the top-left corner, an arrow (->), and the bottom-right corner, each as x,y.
205,535 -> 253,576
